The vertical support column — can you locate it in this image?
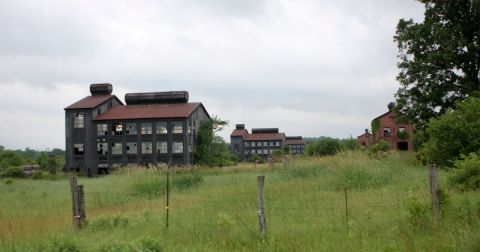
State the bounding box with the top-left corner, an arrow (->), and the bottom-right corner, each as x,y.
257,175 -> 267,239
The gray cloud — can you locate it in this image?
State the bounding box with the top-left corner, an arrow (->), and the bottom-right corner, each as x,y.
0,0 -> 424,149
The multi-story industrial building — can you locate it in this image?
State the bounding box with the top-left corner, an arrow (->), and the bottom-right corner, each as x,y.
65,83 -> 210,176
286,136 -> 305,154
230,124 -> 304,161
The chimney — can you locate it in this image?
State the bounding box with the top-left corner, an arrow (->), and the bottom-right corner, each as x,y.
388,102 -> 395,111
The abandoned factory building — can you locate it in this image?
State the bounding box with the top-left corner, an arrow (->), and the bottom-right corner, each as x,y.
65,83 -> 210,176
357,103 -> 413,151
230,124 -> 305,161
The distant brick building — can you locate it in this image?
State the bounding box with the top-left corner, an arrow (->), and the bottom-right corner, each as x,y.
65,83 -> 210,176
357,129 -> 372,147
370,103 -> 414,151
286,137 -> 305,154
230,124 -> 304,161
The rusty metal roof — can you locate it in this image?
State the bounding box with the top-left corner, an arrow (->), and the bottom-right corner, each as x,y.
244,133 -> 286,141
286,138 -> 305,145
231,129 -> 248,137
65,95 -> 119,110
94,102 -> 204,120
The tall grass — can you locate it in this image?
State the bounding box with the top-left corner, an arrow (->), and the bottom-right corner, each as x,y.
1,150 -> 480,251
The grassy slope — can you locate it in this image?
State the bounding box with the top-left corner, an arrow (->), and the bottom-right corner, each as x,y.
0,151 -> 479,251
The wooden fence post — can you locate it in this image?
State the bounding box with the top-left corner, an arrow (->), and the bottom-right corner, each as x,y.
69,176 -> 81,231
283,156 -> 288,169
257,175 -> 267,239
344,187 -> 349,232
77,185 -> 86,228
166,164 -> 170,228
428,164 -> 440,222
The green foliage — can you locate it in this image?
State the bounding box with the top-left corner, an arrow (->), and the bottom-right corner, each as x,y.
405,192 -> 430,229
131,172 -> 203,197
0,150 -> 25,171
1,166 -> 25,178
195,116 -> 234,166
371,118 -> 380,140
36,153 -> 58,174
394,0 -> 480,129
450,153 -> 480,190
248,154 -> 263,163
423,97 -> 480,167
340,138 -> 360,151
305,137 -> 341,156
397,131 -> 409,140
368,140 -> 391,158
50,238 -> 80,252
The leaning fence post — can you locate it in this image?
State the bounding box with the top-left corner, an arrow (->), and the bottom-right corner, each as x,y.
428,164 -> 440,223
69,176 -> 81,231
257,175 -> 267,239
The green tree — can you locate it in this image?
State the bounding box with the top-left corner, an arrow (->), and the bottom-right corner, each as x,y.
423,97 -> 480,167
195,116 -> 232,166
0,150 -> 25,171
394,0 -> 480,129
305,137 -> 341,156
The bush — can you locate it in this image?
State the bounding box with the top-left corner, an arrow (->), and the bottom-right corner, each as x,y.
305,137 -> 341,156
368,140 -> 391,158
423,97 -> 480,167
340,138 -> 360,151
450,153 -> 480,190
248,154 -> 263,163
1,166 -> 25,178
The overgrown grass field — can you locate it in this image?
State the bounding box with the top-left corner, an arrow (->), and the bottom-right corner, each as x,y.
1,151 -> 479,251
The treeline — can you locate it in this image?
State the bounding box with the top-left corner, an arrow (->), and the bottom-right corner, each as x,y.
305,137 -> 359,156
0,146 -> 65,177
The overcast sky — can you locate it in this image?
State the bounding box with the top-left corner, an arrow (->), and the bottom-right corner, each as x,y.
0,0 -> 425,150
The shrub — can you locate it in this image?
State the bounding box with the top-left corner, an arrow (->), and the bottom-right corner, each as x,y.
1,166 -> 25,178
423,97 -> 480,167
305,137 -> 341,156
450,153 -> 480,190
248,154 -> 263,163
368,140 -> 391,158
340,138 -> 360,151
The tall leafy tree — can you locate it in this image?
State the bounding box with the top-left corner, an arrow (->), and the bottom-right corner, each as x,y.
394,0 -> 480,129
195,115 -> 232,166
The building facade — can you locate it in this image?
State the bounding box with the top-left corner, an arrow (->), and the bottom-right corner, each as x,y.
286,137 -> 305,154
65,83 -> 210,176
230,124 -> 304,161
357,129 -> 373,147
370,103 -> 414,151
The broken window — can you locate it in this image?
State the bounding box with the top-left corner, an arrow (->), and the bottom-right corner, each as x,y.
73,112 -> 84,128
141,123 -> 152,134
398,127 -> 406,133
263,141 -> 268,147
112,123 -> 123,135
172,142 -> 183,153
172,122 -> 183,134
251,142 -> 256,147
276,141 -> 280,147
142,142 -> 152,154
383,127 -> 391,137
97,143 -> 108,155
156,122 -> 167,134
126,123 -> 137,135
112,142 -> 123,155
157,141 -> 168,154
244,142 -> 250,147
257,149 -> 262,155
97,124 -> 108,136
74,143 -> 84,154
126,142 -> 137,155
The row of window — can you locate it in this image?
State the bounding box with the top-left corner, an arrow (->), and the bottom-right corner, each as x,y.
244,141 -> 281,147
383,127 -> 406,137
292,149 -> 304,154
75,142 -> 191,155
100,122 -> 187,136
288,144 -> 304,149
245,149 -> 277,155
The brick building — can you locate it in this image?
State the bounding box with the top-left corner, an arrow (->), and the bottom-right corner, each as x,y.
65,83 -> 210,176
370,103 -> 414,151
357,129 -> 372,147
230,124 -> 304,160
